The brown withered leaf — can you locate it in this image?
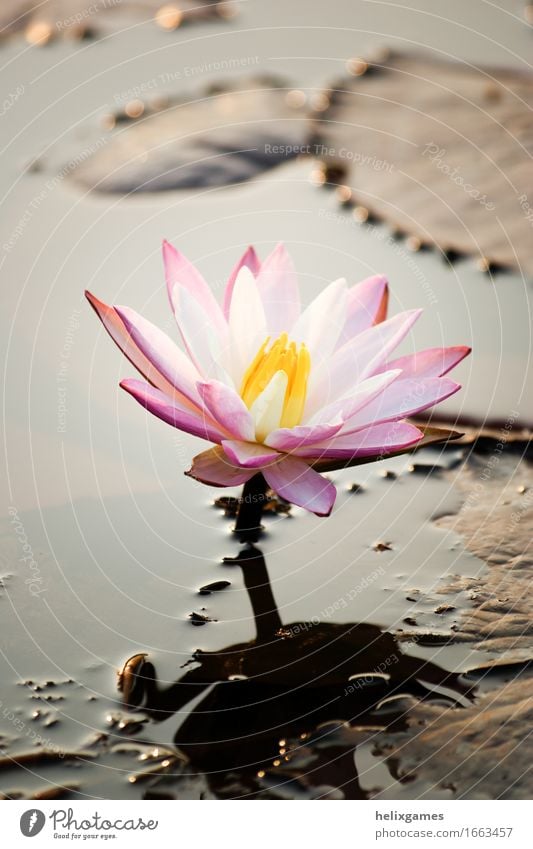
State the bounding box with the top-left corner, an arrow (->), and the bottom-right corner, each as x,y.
313,50 -> 533,276
417,417 -> 533,445
66,77 -> 309,193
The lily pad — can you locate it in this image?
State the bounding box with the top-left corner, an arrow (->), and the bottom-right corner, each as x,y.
65,77 -> 309,193
313,50 -> 533,276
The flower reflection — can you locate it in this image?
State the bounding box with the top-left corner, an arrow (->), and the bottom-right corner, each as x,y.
118,545 -> 473,799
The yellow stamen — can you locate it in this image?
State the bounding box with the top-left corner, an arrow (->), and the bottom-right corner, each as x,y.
240,333 -> 311,433
280,343 -> 311,428
240,336 -> 270,406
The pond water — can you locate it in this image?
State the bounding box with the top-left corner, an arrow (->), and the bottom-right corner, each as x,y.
1,0 -> 531,799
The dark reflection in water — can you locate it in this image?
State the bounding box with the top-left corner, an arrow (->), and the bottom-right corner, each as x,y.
119,533 -> 474,798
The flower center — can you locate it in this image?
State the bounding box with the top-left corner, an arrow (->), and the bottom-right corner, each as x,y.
240,333 -> 311,439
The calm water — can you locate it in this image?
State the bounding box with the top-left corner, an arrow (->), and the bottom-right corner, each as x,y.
0,0 -> 531,799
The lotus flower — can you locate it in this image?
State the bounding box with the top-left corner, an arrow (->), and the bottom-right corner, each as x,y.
86,242 -> 469,516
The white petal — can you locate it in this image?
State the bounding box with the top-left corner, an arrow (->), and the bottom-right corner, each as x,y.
338,275 -> 388,346
249,370 -> 288,443
114,305 -> 202,406
163,240 -> 228,341
291,277 -> 348,366
197,380 -> 255,442
175,286 -> 231,383
255,243 -> 300,334
228,266 -> 268,384
305,369 -> 402,426
305,309 -> 422,418
341,377 -> 460,434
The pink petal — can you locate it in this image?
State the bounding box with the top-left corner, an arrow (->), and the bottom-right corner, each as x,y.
263,456 -> 337,516
197,380 -> 255,442
382,346 -> 471,379
255,243 -> 300,335
222,246 -> 261,320
341,378 -> 461,434
294,422 -> 424,460
291,277 -> 348,365
120,379 -> 227,443
265,420 -> 344,452
339,275 -> 389,346
86,290 -> 181,399
306,369 -> 401,426
162,240 -> 227,340
114,305 -> 202,407
221,440 -> 280,468
186,446 -> 255,487
305,309 -> 422,416
174,285 -> 230,381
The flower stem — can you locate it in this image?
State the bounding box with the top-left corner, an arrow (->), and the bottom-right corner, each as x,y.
237,545 -> 283,639
234,473 -> 268,541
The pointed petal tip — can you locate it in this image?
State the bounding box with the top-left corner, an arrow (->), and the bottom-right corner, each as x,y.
313,483 -> 337,517
446,345 -> 472,372
162,238 -> 180,260
313,487 -> 337,517
269,241 -> 290,261
162,239 -> 175,263
366,273 -> 388,288
397,306 -> 423,332
262,456 -> 337,517
442,379 -> 462,400
186,446 -> 255,487
85,290 -> 124,325
85,289 -> 102,309
333,275 -> 348,288
162,238 -> 186,267
236,244 -> 260,271
183,465 -> 227,488
245,244 -> 259,259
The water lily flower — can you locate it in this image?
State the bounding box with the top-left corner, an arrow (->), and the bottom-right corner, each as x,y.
86,242 -> 469,516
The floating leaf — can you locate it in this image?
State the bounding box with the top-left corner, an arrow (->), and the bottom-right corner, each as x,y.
313,50 -> 533,276
66,78 -> 309,193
